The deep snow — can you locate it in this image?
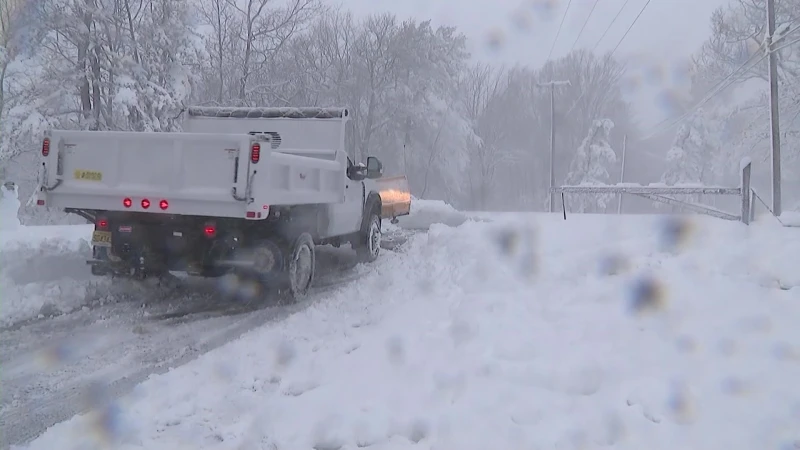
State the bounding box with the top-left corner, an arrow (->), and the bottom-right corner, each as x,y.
393,197 -> 469,229
12,211 -> 800,450
0,224 -> 103,327
0,206 -> 422,447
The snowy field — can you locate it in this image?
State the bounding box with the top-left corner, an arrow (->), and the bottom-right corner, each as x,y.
5,202 -> 800,449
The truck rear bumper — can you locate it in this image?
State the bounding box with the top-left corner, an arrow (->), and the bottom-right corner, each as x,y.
87,226 -> 282,278
46,192 -> 253,220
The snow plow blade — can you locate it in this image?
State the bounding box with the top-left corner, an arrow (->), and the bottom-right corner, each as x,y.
376,175 -> 411,221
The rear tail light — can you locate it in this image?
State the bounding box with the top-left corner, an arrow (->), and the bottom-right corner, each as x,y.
159,199 -> 169,210
141,198 -> 150,209
250,142 -> 260,164
97,217 -> 109,230
41,138 -> 50,156
203,222 -> 217,238
36,199 -> 45,206
123,198 -> 132,208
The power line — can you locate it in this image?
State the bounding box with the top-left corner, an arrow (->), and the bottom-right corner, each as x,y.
547,0 -> 574,62
570,0 -> 601,52
565,0 -> 653,116
591,0 -> 632,53
609,0 -> 652,58
642,51 -> 764,138
643,24 -> 800,138
773,33 -> 800,53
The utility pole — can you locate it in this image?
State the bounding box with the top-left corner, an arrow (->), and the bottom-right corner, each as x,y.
617,134 -> 627,214
766,0 -> 783,216
538,80 -> 571,213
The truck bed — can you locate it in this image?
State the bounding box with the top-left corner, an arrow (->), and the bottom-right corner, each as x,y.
38,130 -> 347,219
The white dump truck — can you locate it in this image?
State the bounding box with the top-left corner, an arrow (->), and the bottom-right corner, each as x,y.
34,106 -> 411,300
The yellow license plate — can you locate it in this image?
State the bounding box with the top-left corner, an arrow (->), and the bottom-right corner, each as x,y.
74,169 -> 103,181
91,230 -> 112,247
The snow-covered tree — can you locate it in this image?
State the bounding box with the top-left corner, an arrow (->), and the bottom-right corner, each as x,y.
276,12 -> 477,202
565,118 -> 617,213
34,0 -> 205,132
662,108 -> 719,186
690,0 -> 800,206
2,1 -> 640,222
1,0 -> 56,169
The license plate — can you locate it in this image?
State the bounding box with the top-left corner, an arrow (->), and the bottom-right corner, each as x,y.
74,169 -> 103,181
91,230 -> 112,247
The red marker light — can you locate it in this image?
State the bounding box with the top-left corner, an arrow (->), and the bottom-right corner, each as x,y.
141,198 -> 150,209
42,138 -> 50,156
97,218 -> 109,229
159,199 -> 169,210
203,222 -> 216,238
250,142 -> 260,163
123,198 -> 132,208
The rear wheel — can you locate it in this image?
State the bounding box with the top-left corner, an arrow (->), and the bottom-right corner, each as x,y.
90,263 -> 108,277
241,239 -> 284,303
90,246 -> 112,276
283,233 -> 316,301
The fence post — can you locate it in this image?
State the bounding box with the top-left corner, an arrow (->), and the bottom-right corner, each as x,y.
740,158 -> 752,224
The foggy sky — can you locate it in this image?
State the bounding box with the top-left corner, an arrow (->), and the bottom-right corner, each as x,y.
337,0 -> 732,128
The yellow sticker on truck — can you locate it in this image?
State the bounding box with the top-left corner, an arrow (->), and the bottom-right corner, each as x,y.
74,170 -> 103,181
91,230 -> 112,247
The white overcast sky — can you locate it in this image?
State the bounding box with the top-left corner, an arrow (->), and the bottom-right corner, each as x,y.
336,0 -> 733,129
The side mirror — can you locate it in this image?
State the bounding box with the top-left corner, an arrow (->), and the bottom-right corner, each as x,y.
366,156 -> 383,179
347,164 -> 366,181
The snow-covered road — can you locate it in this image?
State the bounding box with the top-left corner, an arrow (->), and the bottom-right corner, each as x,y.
0,224 -> 416,448
5,202 -> 800,449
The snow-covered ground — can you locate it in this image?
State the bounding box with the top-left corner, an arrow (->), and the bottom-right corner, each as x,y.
393,197 -> 470,229
13,209 -> 800,449
0,224 -> 103,327
0,199 -> 441,446
0,198 -> 461,328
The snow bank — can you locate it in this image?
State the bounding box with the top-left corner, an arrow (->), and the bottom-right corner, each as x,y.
0,225 -> 99,327
20,214 -> 800,450
779,211 -> 800,227
1,181 -> 22,230
394,197 -> 469,230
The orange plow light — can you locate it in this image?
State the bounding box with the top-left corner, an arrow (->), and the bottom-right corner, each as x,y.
376,175 -> 412,220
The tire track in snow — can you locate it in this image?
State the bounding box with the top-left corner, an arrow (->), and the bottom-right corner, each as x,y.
0,230 -> 417,448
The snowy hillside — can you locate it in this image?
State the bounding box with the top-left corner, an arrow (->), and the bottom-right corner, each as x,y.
10,211 -> 800,450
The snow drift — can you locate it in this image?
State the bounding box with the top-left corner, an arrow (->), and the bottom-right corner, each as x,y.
19,213 -> 800,450
394,197 -> 469,230
0,225 -> 100,327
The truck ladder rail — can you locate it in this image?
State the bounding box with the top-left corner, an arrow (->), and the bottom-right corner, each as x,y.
232,169 -> 256,203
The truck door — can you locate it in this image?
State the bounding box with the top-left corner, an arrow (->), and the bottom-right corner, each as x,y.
327,157 -> 364,237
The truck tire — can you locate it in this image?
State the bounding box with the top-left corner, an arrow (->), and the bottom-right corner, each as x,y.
90,246 -> 112,276
356,211 -> 382,263
284,232 -> 316,301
